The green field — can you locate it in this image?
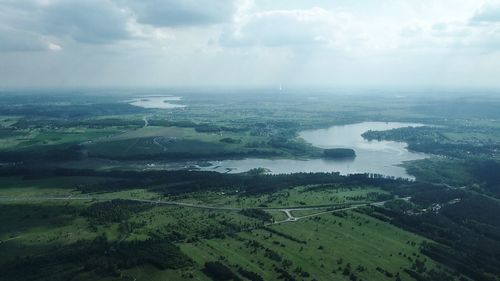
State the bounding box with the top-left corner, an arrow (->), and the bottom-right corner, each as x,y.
179,211 -> 443,281
0,193 -> 449,281
169,185 -> 390,208
0,92 -> 499,280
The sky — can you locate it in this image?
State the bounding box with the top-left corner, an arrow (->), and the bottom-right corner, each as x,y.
1,0 -> 500,89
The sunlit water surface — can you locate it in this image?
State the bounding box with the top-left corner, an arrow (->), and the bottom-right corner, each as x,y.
199,122 -> 427,179
127,96 -> 186,109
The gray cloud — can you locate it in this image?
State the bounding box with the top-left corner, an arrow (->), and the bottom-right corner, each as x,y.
0,27 -> 48,52
120,0 -> 236,27
42,0 -> 130,44
0,0 -> 237,52
471,4 -> 500,23
0,0 -> 130,50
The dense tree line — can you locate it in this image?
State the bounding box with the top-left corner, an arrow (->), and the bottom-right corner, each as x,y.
468,159 -> 500,198
82,199 -> 153,223
1,235 -> 192,281
12,117 -> 144,129
202,261 -> 241,281
323,148 -> 356,158
262,227 -> 307,244
415,101 -> 500,119
0,166 -> 410,196
367,188 -> 500,281
1,103 -> 146,118
88,148 -> 285,161
0,143 -> 85,162
239,209 -> 273,222
237,267 -> 264,281
220,137 -> 242,144
362,126 -> 500,158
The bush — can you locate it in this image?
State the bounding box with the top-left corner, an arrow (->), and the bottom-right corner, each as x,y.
202,261 -> 240,281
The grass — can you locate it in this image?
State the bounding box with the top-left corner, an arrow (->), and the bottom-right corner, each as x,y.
83,121 -> 320,160
0,176 -> 110,203
169,185 -> 390,209
0,201 -> 98,263
289,208 -> 328,217
105,126 -> 187,140
126,205 -> 262,241
179,211 -> 442,281
0,181 -> 463,281
0,116 -> 20,127
0,126 -> 123,151
267,210 -> 289,221
86,126 -> 257,158
0,180 -> 404,280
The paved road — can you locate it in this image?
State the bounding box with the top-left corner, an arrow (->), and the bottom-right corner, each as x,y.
281,209 -> 298,222
269,199 -> 395,225
0,196 -> 400,225
0,196 -> 240,210
133,198 -> 241,211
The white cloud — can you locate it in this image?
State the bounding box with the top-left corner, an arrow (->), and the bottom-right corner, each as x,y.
47,42 -> 62,51
221,7 -> 340,47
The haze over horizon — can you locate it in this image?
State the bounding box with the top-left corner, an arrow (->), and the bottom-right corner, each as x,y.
1,0 -> 500,89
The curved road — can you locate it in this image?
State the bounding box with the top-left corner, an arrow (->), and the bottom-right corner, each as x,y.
0,196 -> 403,225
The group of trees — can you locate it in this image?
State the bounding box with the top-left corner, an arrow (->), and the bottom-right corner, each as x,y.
202,261 -> 244,281
82,199 -> 153,224
362,125 -> 500,159
262,227 -> 307,244
469,159 -> 500,198
12,118 -> 144,130
369,186 -> 500,281
88,147 -> 284,161
0,143 -> 85,162
2,102 -> 146,119
0,166 -> 411,196
239,209 -> 273,222
323,148 -> 356,158
1,235 -> 192,281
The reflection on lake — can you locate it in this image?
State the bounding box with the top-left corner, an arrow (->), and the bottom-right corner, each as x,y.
200,122 -> 428,179
127,96 -> 186,109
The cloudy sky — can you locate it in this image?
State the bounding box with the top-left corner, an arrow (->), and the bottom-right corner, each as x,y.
1,0 -> 500,89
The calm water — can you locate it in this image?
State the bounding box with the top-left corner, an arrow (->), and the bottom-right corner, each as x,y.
127,96 -> 186,109
200,122 -> 428,179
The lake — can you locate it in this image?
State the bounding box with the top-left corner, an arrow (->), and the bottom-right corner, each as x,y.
127,96 -> 186,109
199,122 -> 428,179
